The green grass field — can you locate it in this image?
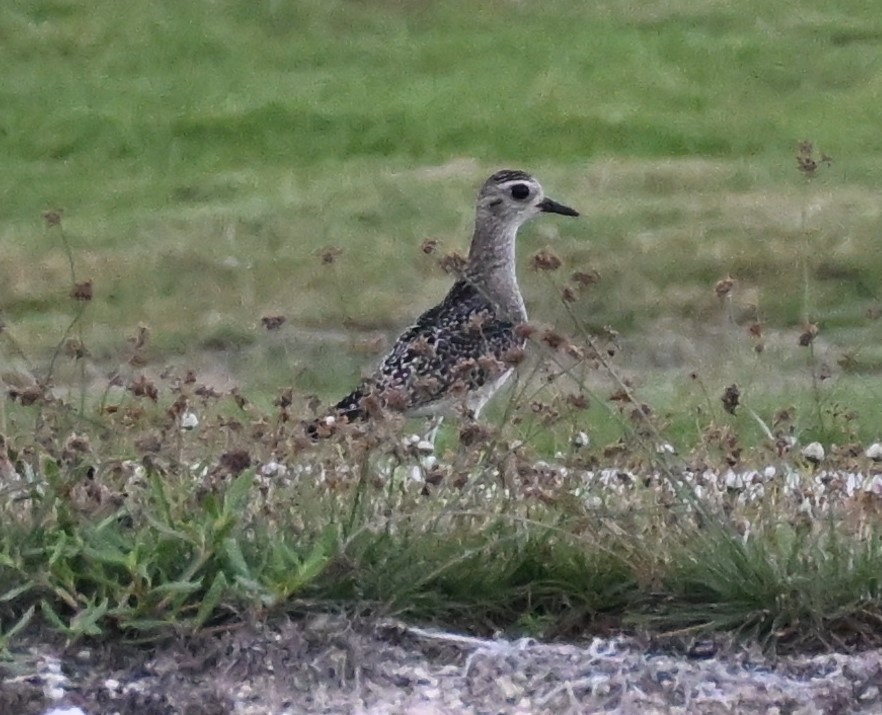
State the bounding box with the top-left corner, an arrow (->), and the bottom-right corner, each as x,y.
4,0 -> 882,365
3,0 -> 882,652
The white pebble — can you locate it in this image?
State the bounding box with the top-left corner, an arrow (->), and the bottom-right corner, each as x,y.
866,475 -> 882,495
572,431 -> 590,448
403,433 -> 420,447
415,440 -> 435,454
46,686 -> 66,701
802,442 -> 825,463
180,411 -> 199,430
866,443 -> 882,461
260,460 -> 288,478
724,470 -> 744,490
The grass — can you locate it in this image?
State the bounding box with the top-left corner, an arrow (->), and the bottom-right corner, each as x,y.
3,0 -> 882,366
3,0 -> 882,655
4,357 -> 882,652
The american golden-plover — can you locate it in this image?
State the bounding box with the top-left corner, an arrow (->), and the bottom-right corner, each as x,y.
309,169 -> 578,439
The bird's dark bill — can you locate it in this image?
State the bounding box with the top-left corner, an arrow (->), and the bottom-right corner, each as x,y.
538,197 -> 579,216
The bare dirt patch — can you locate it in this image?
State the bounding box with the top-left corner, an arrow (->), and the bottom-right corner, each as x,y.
4,617 -> 882,715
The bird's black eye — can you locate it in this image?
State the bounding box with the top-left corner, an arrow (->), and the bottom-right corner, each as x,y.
510,183 -> 530,201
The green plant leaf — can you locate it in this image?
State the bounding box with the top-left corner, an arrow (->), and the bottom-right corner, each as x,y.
193,572 -> 228,630
0,583 -> 33,603
0,604 -> 36,651
223,537 -> 251,580
69,597 -> 109,638
40,599 -> 70,634
223,470 -> 254,518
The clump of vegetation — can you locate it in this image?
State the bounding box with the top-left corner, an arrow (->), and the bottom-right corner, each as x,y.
3,0 -> 882,661
3,147 -> 882,655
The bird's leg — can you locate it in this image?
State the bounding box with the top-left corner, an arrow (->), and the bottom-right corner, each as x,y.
423,416 -> 444,451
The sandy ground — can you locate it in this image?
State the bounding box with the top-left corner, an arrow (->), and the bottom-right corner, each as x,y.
3,617 -> 882,715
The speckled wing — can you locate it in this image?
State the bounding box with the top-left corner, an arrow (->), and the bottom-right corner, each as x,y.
333,280 -> 521,420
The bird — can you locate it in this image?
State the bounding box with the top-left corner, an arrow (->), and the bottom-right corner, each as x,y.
308,169 -> 579,440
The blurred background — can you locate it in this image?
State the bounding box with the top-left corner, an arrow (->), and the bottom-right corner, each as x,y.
2,0 -> 882,417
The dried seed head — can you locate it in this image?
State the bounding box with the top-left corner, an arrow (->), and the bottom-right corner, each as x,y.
477,354 -> 505,374
571,270 -> 600,288
312,417 -> 336,439
798,323 -> 818,347
70,280 -> 93,301
747,322 -> 765,353
514,322 -> 536,340
64,338 -> 88,360
773,408 -> 794,426
438,251 -> 467,275
413,375 -> 442,400
564,343 -> 584,360
459,422 -> 492,446
448,378 -> 469,397
359,392 -> 384,418
796,140 -> 831,177
451,358 -> 477,380
43,209 -> 64,227
354,335 -> 387,355
566,393 -> 590,410
273,388 -> 293,409
609,389 -> 632,403
9,385 -> 44,406
318,246 -> 343,265
540,329 -> 566,350
261,315 -> 286,330
195,384 -> 220,399
383,387 -> 409,411
501,346 -> 526,366
529,248 -> 562,271
629,403 -> 653,423
219,450 -> 251,475
721,384 -> 741,415
714,276 -> 736,299
130,325 -> 150,350
230,388 -> 248,409
797,155 -> 818,176
128,375 -> 159,401
134,434 -> 162,454
166,395 -> 186,419
64,432 -> 92,454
